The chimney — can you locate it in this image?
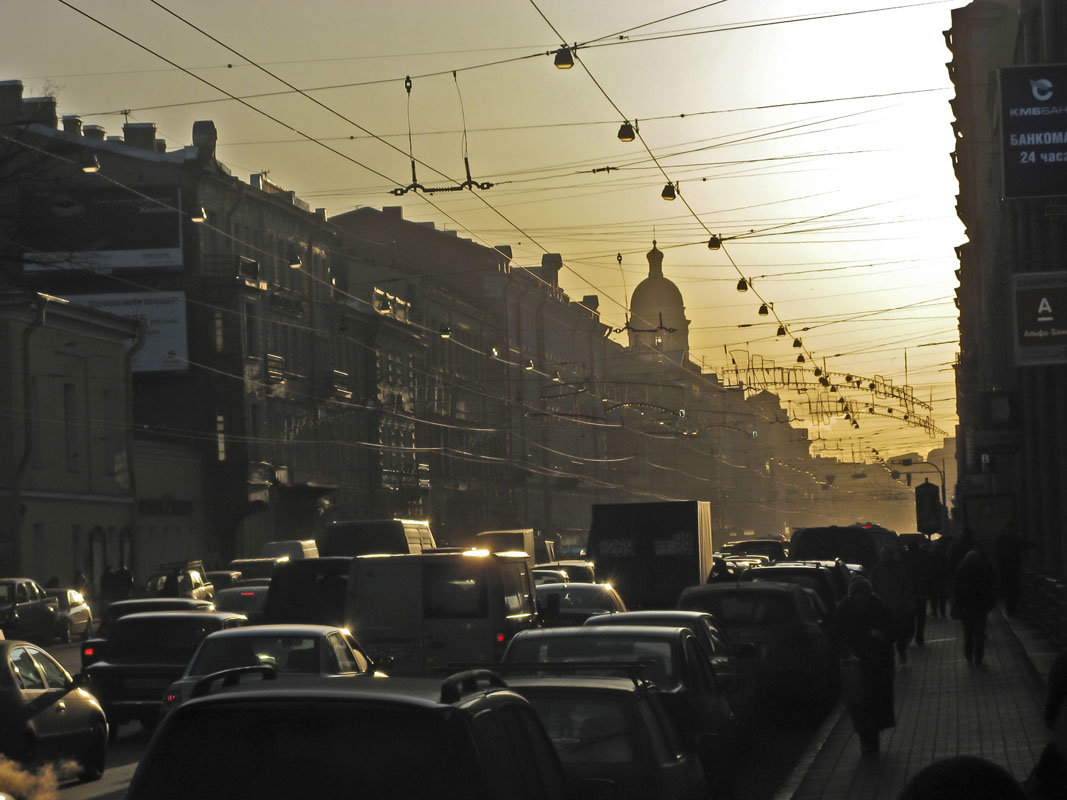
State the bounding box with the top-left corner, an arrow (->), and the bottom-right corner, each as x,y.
154,138 -> 166,153
540,253 -> 562,287
493,245 -> 512,260
23,96 -> 57,128
0,80 -> 23,125
382,206 -> 403,220
581,295 -> 599,313
61,114 -> 82,135
123,121 -> 156,150
315,208 -> 328,221
83,125 -> 106,141
191,120 -> 217,161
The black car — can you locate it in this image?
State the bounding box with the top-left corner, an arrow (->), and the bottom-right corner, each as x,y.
584,609 -> 757,738
82,611 -> 246,730
739,562 -> 844,617
503,625 -> 739,798
81,597 -> 215,671
536,582 -> 626,627
721,539 -> 789,563
507,674 -> 707,800
127,670 -> 569,800
0,578 -> 58,643
0,639 -> 108,782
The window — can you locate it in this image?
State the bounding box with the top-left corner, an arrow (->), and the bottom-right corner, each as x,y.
29,377 -> 42,468
64,382 -> 79,471
214,311 -> 225,352
11,647 -> 45,690
327,633 -> 361,673
216,412 -> 227,461
31,647 -> 70,688
501,564 -> 530,616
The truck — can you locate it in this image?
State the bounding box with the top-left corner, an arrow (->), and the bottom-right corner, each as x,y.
474,529 -> 557,563
586,500 -> 714,609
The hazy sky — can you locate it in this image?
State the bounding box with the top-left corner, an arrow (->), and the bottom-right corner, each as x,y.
1,0 -> 967,461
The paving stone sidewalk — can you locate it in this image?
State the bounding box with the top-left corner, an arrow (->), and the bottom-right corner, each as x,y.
779,611 -> 1051,799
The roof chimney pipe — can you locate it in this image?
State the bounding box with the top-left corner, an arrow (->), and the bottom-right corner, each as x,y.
62,114 -> 82,136
83,125 -> 106,141
123,121 -> 157,150
0,80 -> 24,125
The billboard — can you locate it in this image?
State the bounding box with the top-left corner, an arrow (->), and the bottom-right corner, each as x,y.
1013,270 -> 1067,366
1000,63 -> 1067,199
21,186 -> 183,272
64,291 -> 188,373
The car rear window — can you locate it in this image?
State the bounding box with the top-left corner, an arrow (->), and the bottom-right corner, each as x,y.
684,593 -> 791,626
189,636 -> 319,676
423,561 -> 488,619
109,618 -> 219,663
542,587 -> 617,613
522,691 -> 635,764
134,703 -> 468,799
745,571 -> 819,592
507,637 -> 675,688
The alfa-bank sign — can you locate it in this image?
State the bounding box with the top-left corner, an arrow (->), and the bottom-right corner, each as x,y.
1000,64 -> 1067,199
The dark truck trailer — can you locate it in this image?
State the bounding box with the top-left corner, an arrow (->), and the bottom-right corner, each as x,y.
586,500 -> 714,610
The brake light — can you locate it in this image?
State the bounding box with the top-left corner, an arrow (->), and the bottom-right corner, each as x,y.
496,632 -> 506,643
163,693 -> 178,704
240,592 -> 255,596
83,647 -> 94,656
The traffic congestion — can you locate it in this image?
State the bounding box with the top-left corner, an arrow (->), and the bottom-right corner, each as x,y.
0,512 -> 947,800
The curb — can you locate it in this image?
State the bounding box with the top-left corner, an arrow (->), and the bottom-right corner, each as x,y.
772,701 -> 848,800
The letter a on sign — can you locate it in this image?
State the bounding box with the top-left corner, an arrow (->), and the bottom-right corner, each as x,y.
1039,297 -> 1054,314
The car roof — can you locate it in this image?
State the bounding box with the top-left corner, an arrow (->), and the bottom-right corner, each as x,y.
682,581 -> 808,597
0,578 -> 36,584
503,675 -> 643,694
535,582 -> 609,592
199,624 -> 342,639
109,598 -> 212,609
115,611 -> 245,623
587,610 -> 713,624
515,625 -> 688,642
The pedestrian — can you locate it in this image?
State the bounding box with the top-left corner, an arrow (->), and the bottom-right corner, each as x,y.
994,522 -> 1034,618
952,550 -> 996,665
44,575 -> 60,589
899,756 -> 1026,800
948,527 -> 976,580
870,545 -> 915,662
1023,648 -> 1067,799
828,577 -> 898,756
114,562 -> 134,601
904,537 -> 933,646
99,565 -> 117,607
928,537 -> 951,618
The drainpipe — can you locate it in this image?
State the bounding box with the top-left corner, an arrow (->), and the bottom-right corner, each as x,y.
10,297 -> 47,574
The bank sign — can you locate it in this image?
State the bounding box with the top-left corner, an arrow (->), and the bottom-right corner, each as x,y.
1014,271 -> 1067,366
1000,64 -> 1067,199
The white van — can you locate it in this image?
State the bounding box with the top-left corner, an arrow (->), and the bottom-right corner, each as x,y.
347,550 -> 538,675
261,539 -> 319,560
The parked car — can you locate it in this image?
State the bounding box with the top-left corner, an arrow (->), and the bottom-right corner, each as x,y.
503,625 -> 739,798
82,611 -> 246,730
536,582 -> 627,627
45,587 -> 93,642
204,570 -> 243,591
81,597 -> 216,671
583,609 -> 757,738
0,638 -> 108,781
739,562 -> 844,616
142,561 -> 214,601
506,674 -> 707,800
213,585 -> 270,622
348,550 -> 538,673
127,671 -> 569,800
721,539 -> 789,563
677,582 -> 837,719
0,578 -> 58,643
159,624 -> 378,719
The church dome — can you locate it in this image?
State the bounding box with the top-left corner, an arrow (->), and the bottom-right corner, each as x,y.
626,241 -> 689,354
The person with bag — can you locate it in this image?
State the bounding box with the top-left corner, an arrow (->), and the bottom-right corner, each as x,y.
828,577 -> 899,756
952,550 -> 996,665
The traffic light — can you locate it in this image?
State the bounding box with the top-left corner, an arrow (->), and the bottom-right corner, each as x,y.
915,479 -> 942,534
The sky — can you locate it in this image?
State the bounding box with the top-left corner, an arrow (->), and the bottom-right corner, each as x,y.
0,0 -> 968,463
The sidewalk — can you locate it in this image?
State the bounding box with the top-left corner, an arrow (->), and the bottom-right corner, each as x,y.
776,610 -> 1053,799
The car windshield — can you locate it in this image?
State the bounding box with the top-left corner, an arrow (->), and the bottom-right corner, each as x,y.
523,691 -> 635,764
133,703 -> 466,799
685,592 -> 791,626
189,636 -> 320,676
108,618 -> 219,663
0,583 -> 14,604
507,636 -> 676,688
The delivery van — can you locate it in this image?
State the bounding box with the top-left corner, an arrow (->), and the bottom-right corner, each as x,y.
347,550 -> 537,675
319,519 -> 435,557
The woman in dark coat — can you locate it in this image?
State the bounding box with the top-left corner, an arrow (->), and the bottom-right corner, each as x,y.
829,577 -> 898,756
952,550 -> 996,665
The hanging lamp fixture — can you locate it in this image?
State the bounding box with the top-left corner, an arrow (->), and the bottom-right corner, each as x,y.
554,46 -> 574,68
661,182 -> 677,201
617,121 -> 635,142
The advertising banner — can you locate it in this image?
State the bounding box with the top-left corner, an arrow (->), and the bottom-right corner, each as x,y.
21,186 -> 183,272
1013,270 -> 1067,366
64,291 -> 188,373
1000,64 -> 1067,199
